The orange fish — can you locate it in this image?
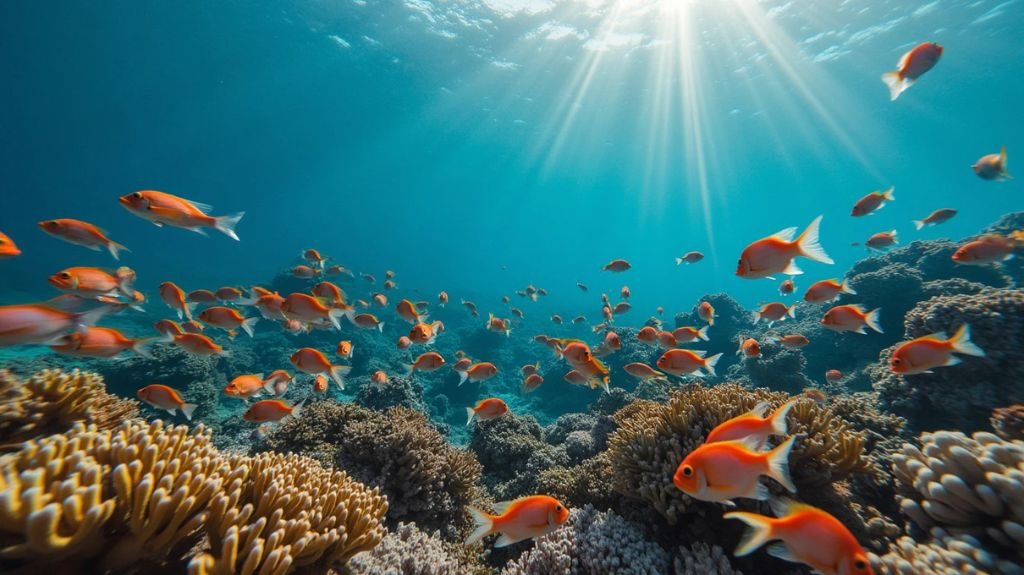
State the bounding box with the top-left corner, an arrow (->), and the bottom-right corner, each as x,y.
724,499 -> 874,575
281,319 -> 308,334
350,312 -> 384,332
825,369 -> 843,384
952,234 -> 1017,265
453,357 -> 473,373
460,362 -> 498,386
243,399 -> 304,423
486,313 -> 511,336
154,319 -> 184,337
705,399 -> 799,448
882,41 -> 942,101
737,336 -> 761,359
312,281 -> 346,304
821,305 -> 882,335
612,302 -> 631,315
263,370 -> 292,395
255,293 -> 287,321
313,374 -> 329,393
48,266 -> 136,298
119,190 -> 244,240
50,326 -> 156,359
281,293 -> 347,329
409,321 -> 442,345
290,347 -> 351,389
465,495 -> 570,548
371,370 -> 389,385
865,230 -> 898,251
409,351 -> 445,373
438,291 -> 449,306
137,384 -> 198,420
637,326 -> 659,345
657,330 -> 678,350
0,231 -> 20,258
623,362 -> 667,382
972,146 -> 1011,181
325,264 -> 353,278
188,289 -> 218,303
372,293 -> 388,307
657,349 -> 723,377
38,218 -> 129,260
601,259 -> 631,272
383,280 -> 397,290
198,306 -> 259,337
336,340 -> 354,358
396,299 -> 426,324
224,374 -> 269,399
0,303 -> 107,347
803,279 -> 856,304
673,436 -> 796,503
697,301 -> 716,326
181,320 -> 205,334
159,281 -> 195,321
215,287 -> 245,302
913,208 -> 957,230
772,334 -> 810,348
522,373 -> 544,393
603,331 -> 621,351
673,325 -> 709,343
302,248 -> 328,266
803,388 -> 828,404
511,307 -> 524,319
676,251 -> 704,265
520,363 -> 540,378
397,335 -> 412,349
778,279 -> 795,296
564,370 -> 588,385
753,302 -> 796,326
466,397 -> 508,424
173,333 -> 228,357
736,216 -> 832,279
851,187 -> 895,217
620,286 -> 631,300
890,324 -> 985,375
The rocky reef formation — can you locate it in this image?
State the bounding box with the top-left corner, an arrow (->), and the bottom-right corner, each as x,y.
992,404 -> 1024,441
347,522 -> 486,575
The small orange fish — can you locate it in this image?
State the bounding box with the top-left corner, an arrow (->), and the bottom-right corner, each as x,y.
215,287 -> 245,302
173,333 -> 228,356
637,326 -> 659,345
890,324 -> 985,375
119,190 -> 244,240
282,293 -> 347,329
657,330 -> 678,350
182,320 -> 205,334
657,349 -> 723,377
0,231 -> 20,258
281,319 -> 307,334
154,319 -> 184,337
438,291 -> 449,306
550,314 -> 563,325
737,336 -> 761,359
255,293 -> 287,320
486,313 -> 511,336
672,325 -> 710,343
882,41 -> 942,101
511,307 -> 524,319
603,331 -> 621,351
623,362 -> 667,382
373,293 -> 388,307
952,234 -> 1017,265
676,251 -> 704,265
724,499 -> 874,575
368,370 -> 387,385
409,321 -> 441,345
803,279 -> 856,304
50,326 -> 155,359
972,146 -> 1011,181
825,369 -> 843,384
313,374 -> 329,393
697,301 -> 716,326
656,306 -> 664,315
409,351 -> 445,373
803,388 -> 828,403
137,384 -> 198,420
612,302 -> 631,315
263,370 -> 292,395
465,495 -> 570,548
620,286 -> 631,300
312,281 -> 346,304
303,248 -> 328,266
159,281 -> 195,321
520,362 -> 541,377
572,315 -> 586,325
705,399 -> 799,448
38,218 -> 128,260
564,370 -> 588,385
736,216 -> 832,279
601,259 -> 631,272
48,266 -> 136,298
851,187 -> 895,217
522,373 -> 544,393
673,436 -> 796,503
0,304 -> 107,347
865,230 -> 898,251
325,264 -> 353,278
336,340 -> 354,358
753,302 -> 796,326
224,374 -> 269,399
821,305 -> 882,335
188,289 -> 218,303
453,357 -> 473,373
383,280 -> 397,290
397,335 -> 412,349
913,208 -> 957,230
243,399 -> 304,423
460,362 -> 498,386
778,279 -> 795,296
351,312 -> 384,331
772,334 -> 810,348
290,347 -> 351,389
198,306 -> 259,337
466,397 -> 508,424
396,299 -> 426,324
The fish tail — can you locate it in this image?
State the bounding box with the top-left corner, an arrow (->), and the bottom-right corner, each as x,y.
132,337 -> 159,359
74,306 -> 110,333
107,240 -> 129,261
882,186 -> 895,201
752,311 -> 761,324
697,325 -> 710,341
949,324 -> 986,357
722,511 -> 776,556
786,303 -> 797,319
840,279 -> 857,295
180,403 -> 198,421
464,506 -> 494,546
890,229 -> 900,244
766,436 -> 797,492
291,399 -> 305,419
465,407 -> 476,425
377,321 -> 385,333
769,399 -> 799,436
115,266 -> 137,297
864,308 -> 884,334
913,219 -> 926,231
703,353 -> 723,377
241,317 -> 259,337
327,307 -> 345,330
795,215 -> 833,265
881,72 -> 911,101
675,257 -> 683,265
184,302 -> 197,321
329,365 -> 350,389
214,211 -> 245,241
458,370 -> 469,386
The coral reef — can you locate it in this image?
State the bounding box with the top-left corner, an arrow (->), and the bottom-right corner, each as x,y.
355,373 -> 428,413
992,404 -> 1024,441
347,522 -> 486,575
726,343 -> 815,396
870,529 -> 1023,575
873,288 -> 1024,432
264,402 -> 480,535
672,542 -> 744,575
536,455 -> 619,511
673,293 -> 755,376
0,368 -> 139,448
499,505 -> 669,575
892,430 -> 1024,563
0,419 -> 386,573
469,413 -> 568,501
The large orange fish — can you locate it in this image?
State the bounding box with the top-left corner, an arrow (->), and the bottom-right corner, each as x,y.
972,146 -> 1011,181
672,325 -> 709,343
890,324 -> 986,375
290,347 -> 351,389
0,231 -> 20,258
38,218 -> 129,260
197,306 -> 259,337
705,399 -> 799,448
460,362 -> 498,386
48,266 -> 136,298
281,293 -> 348,329
137,384 -> 198,420
172,333 -> 229,357
0,303 -> 107,347
821,305 -> 882,335
673,436 -> 796,503
159,281 -> 195,321
50,326 -> 156,359
913,208 -> 957,230
657,349 -> 723,377
753,302 -> 796,326
466,397 -> 508,424
623,362 -> 668,382
952,234 -> 1017,265
724,499 -> 874,575
803,279 -> 856,304
224,374 -> 270,399
350,312 -> 385,332
465,495 -> 570,548
736,216 -> 832,279
243,399 -> 304,423
396,299 -> 427,324
882,41 -> 942,101
119,190 -> 245,240
851,187 -> 895,217
409,351 -> 445,374
737,336 -> 761,359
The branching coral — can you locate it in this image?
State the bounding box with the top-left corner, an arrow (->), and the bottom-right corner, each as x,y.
892,431 -> 1024,562
0,419 -> 387,573
346,522 -> 486,575
672,542 -> 744,575
0,368 -> 139,448
537,455 -> 618,511
870,528 -> 1022,575
606,383 -> 870,525
264,402 -> 480,535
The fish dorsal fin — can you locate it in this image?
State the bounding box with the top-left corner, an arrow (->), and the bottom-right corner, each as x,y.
692,349 -> 708,358
769,497 -> 815,518
491,499 -> 521,515
781,260 -> 803,276
746,401 -> 770,419
922,331 -> 948,341
771,226 -> 799,242
182,198 -> 214,212
494,533 -> 524,548
724,435 -> 761,453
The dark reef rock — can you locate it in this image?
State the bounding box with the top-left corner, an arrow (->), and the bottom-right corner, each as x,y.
469,412 -> 569,501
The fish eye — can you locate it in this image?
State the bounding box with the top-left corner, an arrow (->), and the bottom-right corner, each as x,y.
681,465 -> 694,477
132,192 -> 142,199
59,272 -> 70,279
555,504 -> 562,512
892,358 -> 901,365
854,559 -> 867,570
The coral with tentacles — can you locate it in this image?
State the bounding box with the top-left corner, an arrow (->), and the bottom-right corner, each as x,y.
870,528 -> 1022,575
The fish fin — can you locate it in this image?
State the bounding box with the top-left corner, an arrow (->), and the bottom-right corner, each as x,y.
217,348 -> 231,358
464,507 -> 494,546
891,230 -> 900,244
913,219 -> 926,231
864,308 -> 884,334
152,221 -> 164,228
132,337 -> 159,359
882,72 -> 911,101
765,275 -> 776,281
949,324 -> 986,357
180,403 -> 198,421
240,317 -> 259,337
795,215 -> 833,265
697,325 -> 709,341
703,353 -> 722,377
769,399 -> 799,436
766,436 -> 797,492
214,212 -> 245,241
330,365 -> 350,390
74,306 -> 111,332
944,356 -> 962,367
675,257 -> 683,265
752,311 -> 761,324
746,401 -> 771,419
459,370 -> 469,386
787,304 -> 797,319
465,407 -> 476,425
770,226 -> 799,242
327,307 -> 345,330
840,279 -> 856,295
107,240 -> 129,261
493,534 -> 523,548
766,543 -> 797,562
693,349 -> 709,358
291,399 -> 305,419
722,511 -> 774,556
377,321 -> 385,333
882,186 -> 895,201
745,480 -> 771,501
781,260 -> 803,276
